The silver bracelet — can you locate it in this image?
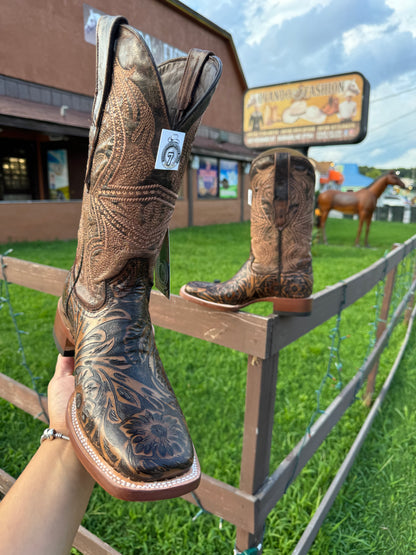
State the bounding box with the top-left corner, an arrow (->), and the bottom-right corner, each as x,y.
40,428 -> 70,444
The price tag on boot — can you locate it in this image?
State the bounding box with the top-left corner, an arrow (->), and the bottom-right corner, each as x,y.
248,188 -> 253,206
155,130 -> 186,171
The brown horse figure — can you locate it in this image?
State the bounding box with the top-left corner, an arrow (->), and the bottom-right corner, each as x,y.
317,171 -> 407,247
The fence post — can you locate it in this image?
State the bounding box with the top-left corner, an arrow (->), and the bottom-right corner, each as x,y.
235,351 -> 279,553
404,257 -> 416,325
363,245 -> 399,406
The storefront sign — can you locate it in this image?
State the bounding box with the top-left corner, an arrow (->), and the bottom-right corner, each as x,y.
83,4 -> 186,63
243,72 -> 370,149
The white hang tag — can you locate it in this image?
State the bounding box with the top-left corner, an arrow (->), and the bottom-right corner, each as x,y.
248,189 -> 253,206
155,129 -> 186,171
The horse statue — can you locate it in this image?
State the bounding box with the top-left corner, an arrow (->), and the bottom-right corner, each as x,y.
317,171 -> 407,247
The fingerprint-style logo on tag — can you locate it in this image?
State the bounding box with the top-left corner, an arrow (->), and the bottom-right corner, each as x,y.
155,129 -> 186,171
161,134 -> 181,169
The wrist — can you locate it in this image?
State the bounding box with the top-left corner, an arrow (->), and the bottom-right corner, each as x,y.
39,427 -> 79,469
39,434 -> 94,482
40,427 -> 70,445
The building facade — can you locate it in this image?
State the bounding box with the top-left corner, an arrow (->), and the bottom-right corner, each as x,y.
0,0 -> 255,242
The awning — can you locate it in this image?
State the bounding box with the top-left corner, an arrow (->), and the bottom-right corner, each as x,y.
0,95 -> 91,136
192,135 -> 257,162
0,94 -> 258,161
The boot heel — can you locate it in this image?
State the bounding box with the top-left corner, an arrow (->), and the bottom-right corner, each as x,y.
272,296 -> 313,316
53,299 -> 75,356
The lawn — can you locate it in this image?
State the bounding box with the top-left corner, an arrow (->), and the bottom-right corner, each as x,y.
1,216 -> 416,554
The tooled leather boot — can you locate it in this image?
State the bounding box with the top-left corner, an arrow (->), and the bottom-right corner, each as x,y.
53,15 -> 222,501
180,147 -> 314,314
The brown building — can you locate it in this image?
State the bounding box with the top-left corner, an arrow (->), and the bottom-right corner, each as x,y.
0,0 -> 256,242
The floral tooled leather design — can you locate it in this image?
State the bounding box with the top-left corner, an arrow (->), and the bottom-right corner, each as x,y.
182,148 -> 314,310
55,16 -> 222,496
64,260 -> 193,481
184,255 -> 313,306
76,28 -> 189,302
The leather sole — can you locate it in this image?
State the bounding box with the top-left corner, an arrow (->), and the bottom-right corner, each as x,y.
180,285 -> 312,315
67,394 -> 201,501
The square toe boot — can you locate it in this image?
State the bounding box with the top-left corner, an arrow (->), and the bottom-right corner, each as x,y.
53,15 -> 222,501
180,148 -> 314,314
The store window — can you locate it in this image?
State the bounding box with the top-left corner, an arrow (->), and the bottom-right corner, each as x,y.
0,139 -> 37,201
197,156 -> 239,199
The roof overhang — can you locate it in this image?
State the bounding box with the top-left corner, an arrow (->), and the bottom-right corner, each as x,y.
0,95 -> 90,136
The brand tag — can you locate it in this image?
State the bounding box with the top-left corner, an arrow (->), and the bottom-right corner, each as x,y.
248,189 -> 253,206
155,230 -> 170,298
155,129 -> 186,171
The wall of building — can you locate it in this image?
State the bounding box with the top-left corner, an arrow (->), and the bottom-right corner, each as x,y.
1,0 -> 245,134
0,0 -> 256,242
0,165 -> 252,243
0,201 -> 82,243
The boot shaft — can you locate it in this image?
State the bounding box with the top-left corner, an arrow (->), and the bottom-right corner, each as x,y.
249,148 -> 315,275
75,16 -> 221,298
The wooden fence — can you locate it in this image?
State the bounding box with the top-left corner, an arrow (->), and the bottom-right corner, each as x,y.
1,234 -> 416,554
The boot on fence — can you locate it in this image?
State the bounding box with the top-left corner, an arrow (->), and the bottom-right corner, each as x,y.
180,147 -> 315,314
53,15 -> 222,501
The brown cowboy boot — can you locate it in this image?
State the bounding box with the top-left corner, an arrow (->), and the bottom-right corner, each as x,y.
180,147 -> 314,314
53,15 -> 222,501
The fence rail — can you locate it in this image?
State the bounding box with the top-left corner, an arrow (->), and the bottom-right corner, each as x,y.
1,234 -> 416,554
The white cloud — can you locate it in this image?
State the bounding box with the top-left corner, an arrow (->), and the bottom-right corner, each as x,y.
309,145 -> 346,163
242,0 -> 332,45
183,0 -> 416,168
342,1 -> 416,56
386,0 -> 416,37
342,23 -> 389,56
377,147 -> 416,169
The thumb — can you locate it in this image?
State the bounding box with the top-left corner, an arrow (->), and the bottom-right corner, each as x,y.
54,354 -> 75,379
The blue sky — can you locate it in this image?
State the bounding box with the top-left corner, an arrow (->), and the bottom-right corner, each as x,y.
182,0 -> 416,169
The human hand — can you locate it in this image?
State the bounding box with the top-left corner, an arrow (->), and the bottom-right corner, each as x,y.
47,355 -> 75,436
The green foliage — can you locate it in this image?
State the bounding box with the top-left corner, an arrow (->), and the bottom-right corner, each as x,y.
1,218 -> 416,553
358,166 -> 414,179
359,166 -> 384,179
359,166 -> 414,179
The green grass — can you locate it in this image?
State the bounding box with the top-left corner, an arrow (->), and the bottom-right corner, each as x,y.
1,217 -> 416,554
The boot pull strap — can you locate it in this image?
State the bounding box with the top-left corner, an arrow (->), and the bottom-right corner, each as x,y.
274,152 -> 290,229
85,15 -> 128,189
172,49 -> 213,129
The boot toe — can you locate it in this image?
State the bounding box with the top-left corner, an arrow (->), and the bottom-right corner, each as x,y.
68,394 -> 199,500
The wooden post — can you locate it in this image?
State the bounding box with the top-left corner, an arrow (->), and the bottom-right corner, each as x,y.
36,138 -> 46,200
404,256 -> 416,325
187,160 -> 193,227
240,162 -> 246,223
363,245 -> 399,406
235,352 -> 279,553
